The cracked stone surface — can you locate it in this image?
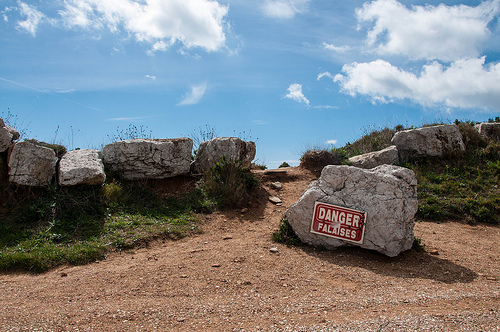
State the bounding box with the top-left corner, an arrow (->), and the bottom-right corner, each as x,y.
191,137 -> 256,174
349,145 -> 399,169
0,118 -> 20,153
8,140 -> 57,187
101,138 -> 193,180
285,165 -> 418,257
475,122 -> 500,141
391,124 -> 465,161
58,149 -> 106,186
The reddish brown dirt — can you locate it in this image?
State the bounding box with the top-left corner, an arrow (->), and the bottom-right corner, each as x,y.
1,167 -> 499,331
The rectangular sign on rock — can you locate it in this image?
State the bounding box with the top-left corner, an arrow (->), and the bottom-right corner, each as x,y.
310,202 -> 367,244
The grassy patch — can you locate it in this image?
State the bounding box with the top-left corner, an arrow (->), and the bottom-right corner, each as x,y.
272,218 -> 302,246
0,180 -> 207,272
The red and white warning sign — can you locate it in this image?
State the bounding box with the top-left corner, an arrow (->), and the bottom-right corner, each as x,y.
310,202 -> 367,244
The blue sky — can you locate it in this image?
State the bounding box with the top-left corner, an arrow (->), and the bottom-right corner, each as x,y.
1,0 -> 500,168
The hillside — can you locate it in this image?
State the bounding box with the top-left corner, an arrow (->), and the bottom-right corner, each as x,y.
1,166 -> 499,331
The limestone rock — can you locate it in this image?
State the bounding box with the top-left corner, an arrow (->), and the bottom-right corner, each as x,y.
285,165 -> 418,257
0,118 -> 20,153
191,137 -> 256,174
349,145 -> 399,169
58,149 -> 106,186
269,196 -> 282,204
271,181 -> 283,190
474,122 -> 500,141
101,138 -> 193,180
8,140 -> 57,186
391,124 -> 465,161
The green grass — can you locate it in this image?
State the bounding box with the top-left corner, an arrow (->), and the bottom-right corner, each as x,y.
0,180 -> 208,272
0,157 -> 259,272
273,121 -> 500,246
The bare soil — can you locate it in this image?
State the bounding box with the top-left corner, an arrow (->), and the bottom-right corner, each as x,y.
1,167 -> 499,331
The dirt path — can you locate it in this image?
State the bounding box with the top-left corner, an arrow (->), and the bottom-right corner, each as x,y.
1,167 -> 499,331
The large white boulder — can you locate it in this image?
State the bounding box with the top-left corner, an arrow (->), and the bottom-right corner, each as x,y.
391,124 -> 465,161
285,165 -> 418,257
0,118 -> 20,153
58,149 -> 106,186
474,122 -> 500,141
101,138 -> 193,180
191,137 -> 256,174
8,140 -> 58,186
349,145 -> 399,169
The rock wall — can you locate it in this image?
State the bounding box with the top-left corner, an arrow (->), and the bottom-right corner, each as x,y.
0,122 -> 257,187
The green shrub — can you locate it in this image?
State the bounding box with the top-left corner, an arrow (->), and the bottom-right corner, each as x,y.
201,157 -> 258,209
300,149 -> 346,173
278,162 -> 290,168
272,218 -> 302,245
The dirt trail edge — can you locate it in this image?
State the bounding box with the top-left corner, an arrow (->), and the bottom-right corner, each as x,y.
1,167 -> 499,331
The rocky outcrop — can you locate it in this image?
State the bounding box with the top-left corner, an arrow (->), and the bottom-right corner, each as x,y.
8,140 -> 58,186
191,137 -> 256,174
0,118 -> 20,153
58,149 -> 106,186
285,165 -> 418,257
101,138 -> 192,180
474,123 -> 500,141
349,145 -> 399,169
391,124 -> 465,161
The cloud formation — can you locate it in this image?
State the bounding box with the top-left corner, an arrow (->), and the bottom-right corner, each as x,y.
15,0 -> 229,53
322,42 -> 350,53
16,2 -> 48,37
331,0 -> 500,111
177,82 -> 207,106
334,57 -> 500,109
262,0 -> 310,19
285,83 -> 309,105
356,0 -> 499,61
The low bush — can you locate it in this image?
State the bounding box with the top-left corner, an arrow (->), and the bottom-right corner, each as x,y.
201,157 -> 258,209
272,218 -> 302,246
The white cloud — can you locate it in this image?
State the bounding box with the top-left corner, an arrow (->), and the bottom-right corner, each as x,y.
16,2 -> 46,37
313,105 -> 338,110
177,82 -> 207,106
356,0 -> 500,61
145,75 -> 156,80
326,139 -> 338,145
285,83 -> 309,105
322,42 -> 350,53
262,0 -> 310,19
317,71 -> 335,81
334,57 -> 500,110
53,0 -> 229,52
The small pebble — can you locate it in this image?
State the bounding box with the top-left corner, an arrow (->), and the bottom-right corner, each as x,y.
270,247 -> 279,253
269,196 -> 282,204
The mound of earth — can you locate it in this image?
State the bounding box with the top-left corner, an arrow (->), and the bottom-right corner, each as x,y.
1,167 -> 499,331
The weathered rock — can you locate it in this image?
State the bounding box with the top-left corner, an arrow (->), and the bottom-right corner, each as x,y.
58,149 -> 106,186
474,122 -> 500,141
349,145 -> 399,169
191,137 -> 256,174
8,140 -> 58,186
0,118 -> 20,153
271,181 -> 283,190
101,138 -> 193,180
269,196 -> 282,204
391,124 -> 465,161
285,165 -> 418,257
